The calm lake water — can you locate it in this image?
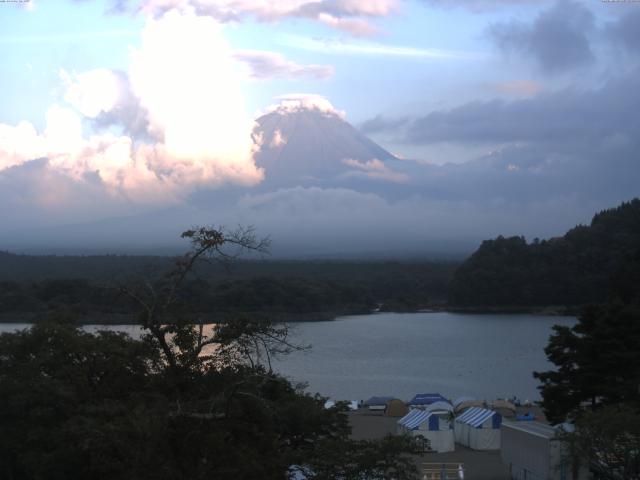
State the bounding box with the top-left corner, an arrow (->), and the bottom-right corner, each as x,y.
275,312 -> 575,402
0,312 -> 574,402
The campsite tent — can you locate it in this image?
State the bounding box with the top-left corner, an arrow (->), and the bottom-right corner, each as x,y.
452,396 -> 484,413
491,399 -> 517,418
408,393 -> 448,407
324,400 -> 359,410
384,399 -> 409,417
454,407 -> 502,450
397,409 -> 455,453
365,396 -> 394,411
425,401 -> 454,414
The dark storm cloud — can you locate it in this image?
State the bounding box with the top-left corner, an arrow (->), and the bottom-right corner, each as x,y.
420,0 -> 550,11
406,71 -> 640,145
605,8 -> 640,54
488,0 -> 595,73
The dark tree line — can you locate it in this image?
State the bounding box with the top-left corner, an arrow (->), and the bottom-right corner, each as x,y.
0,276 -> 376,319
449,198 -> 640,307
0,256 -> 455,320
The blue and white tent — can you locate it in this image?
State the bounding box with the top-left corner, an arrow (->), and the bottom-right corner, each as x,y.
454,407 -> 502,450
397,409 -> 455,453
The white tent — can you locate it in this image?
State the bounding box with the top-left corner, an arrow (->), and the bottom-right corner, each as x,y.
452,396 -> 484,413
397,409 -> 455,453
454,407 -> 502,450
425,401 -> 454,414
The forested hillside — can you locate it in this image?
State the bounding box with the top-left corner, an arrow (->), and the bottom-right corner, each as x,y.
449,199 -> 640,307
0,256 -> 456,322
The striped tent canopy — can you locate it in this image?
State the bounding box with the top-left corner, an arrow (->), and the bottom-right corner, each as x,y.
398,409 -> 438,430
455,407 -> 501,429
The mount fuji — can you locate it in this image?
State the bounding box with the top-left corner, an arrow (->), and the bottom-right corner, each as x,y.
251,96 -> 412,190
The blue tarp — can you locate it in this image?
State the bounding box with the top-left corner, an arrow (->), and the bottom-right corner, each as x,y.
516,412 -> 535,421
408,393 -> 447,406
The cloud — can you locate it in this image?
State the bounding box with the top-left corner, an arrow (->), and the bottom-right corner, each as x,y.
138,0 -> 399,36
420,0 -> 550,12
406,72 -> 640,146
316,13 -> 378,37
282,34 -> 478,59
342,158 -> 409,183
264,94 -> 346,119
488,0 -> 595,73
486,80 -> 543,96
61,68 -> 155,140
0,30 -> 138,44
359,114 -> 410,135
234,186 -> 603,253
0,10 -> 263,207
605,8 -> 640,54
390,69 -> 640,212
233,50 -> 334,80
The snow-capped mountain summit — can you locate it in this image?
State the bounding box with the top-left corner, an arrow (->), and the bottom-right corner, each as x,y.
253,95 -> 406,187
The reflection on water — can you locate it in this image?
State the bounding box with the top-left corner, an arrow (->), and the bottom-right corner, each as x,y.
0,312 -> 574,402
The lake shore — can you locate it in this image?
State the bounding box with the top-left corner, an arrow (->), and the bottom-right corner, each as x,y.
0,309 -> 368,325
0,303 -> 580,325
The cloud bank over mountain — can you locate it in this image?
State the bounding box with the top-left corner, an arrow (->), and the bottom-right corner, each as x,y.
1,0 -> 638,256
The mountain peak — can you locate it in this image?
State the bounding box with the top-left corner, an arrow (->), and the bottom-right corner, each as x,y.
254,95 -> 401,188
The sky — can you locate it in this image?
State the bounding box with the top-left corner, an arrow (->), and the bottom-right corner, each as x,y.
0,0 -> 639,256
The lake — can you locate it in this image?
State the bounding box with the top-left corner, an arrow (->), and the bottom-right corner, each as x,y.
0,312 -> 574,402
275,312 -> 575,402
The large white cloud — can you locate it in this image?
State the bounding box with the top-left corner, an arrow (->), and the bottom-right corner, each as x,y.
0,10 -> 264,206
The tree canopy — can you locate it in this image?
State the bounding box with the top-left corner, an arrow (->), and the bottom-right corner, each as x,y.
534,302 -> 640,424
449,198 -> 640,307
0,226 -> 420,480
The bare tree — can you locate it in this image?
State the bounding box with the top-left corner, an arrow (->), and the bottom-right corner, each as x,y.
121,225 -> 303,371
